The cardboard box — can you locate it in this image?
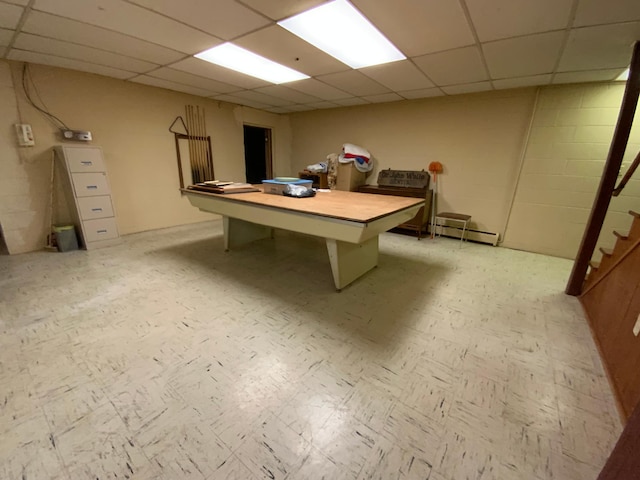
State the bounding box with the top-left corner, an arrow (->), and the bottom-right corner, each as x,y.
336,163 -> 366,191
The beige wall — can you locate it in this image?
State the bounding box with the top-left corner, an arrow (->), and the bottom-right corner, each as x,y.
290,84 -> 640,260
0,60 -> 291,254
503,83 -> 640,259
0,61 -> 41,254
289,89 -> 537,238
3,58 -> 638,261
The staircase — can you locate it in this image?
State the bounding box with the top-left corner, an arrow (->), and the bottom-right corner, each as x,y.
580,210 -> 640,419
584,210 -> 640,291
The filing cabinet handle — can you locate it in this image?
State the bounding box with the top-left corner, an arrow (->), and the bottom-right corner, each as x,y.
91,208 -> 103,212
81,161 -> 93,166
97,229 -> 108,234
86,185 -> 98,189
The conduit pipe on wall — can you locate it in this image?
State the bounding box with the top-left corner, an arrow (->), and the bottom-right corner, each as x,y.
499,87 -> 541,244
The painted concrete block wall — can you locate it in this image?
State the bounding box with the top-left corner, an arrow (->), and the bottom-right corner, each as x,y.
0,60 -> 291,254
0,61 -> 49,254
503,83 -> 640,259
289,89 -> 537,238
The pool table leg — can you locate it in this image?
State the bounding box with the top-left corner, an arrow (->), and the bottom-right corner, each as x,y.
326,236 -> 379,291
223,216 -> 272,251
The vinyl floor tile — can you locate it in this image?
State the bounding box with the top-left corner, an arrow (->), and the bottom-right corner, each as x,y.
0,221 -> 623,480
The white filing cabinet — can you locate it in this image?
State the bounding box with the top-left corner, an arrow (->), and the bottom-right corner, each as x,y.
54,145 -> 120,249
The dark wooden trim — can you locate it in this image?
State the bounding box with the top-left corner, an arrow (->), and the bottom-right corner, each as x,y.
597,401 -> 640,479
566,42 -> 640,295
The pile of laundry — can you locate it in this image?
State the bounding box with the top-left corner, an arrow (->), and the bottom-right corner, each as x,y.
339,143 -> 374,173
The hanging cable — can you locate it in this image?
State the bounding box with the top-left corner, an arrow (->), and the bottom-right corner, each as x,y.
21,63 -> 70,130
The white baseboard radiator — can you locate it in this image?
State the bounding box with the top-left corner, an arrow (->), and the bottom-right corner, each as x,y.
429,225 -> 499,246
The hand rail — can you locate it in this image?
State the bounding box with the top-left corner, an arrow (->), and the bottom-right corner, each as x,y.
613,150 -> 640,197
566,41 -> 640,296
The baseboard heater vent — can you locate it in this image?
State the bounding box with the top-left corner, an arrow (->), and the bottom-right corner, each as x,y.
430,225 -> 499,246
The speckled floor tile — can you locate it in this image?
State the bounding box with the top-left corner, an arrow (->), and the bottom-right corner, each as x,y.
0,220 -> 623,480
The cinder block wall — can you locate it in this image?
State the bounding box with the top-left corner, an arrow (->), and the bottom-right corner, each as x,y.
503,83 -> 640,259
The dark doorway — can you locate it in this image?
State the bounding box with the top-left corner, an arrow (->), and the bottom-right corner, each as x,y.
243,125 -> 272,184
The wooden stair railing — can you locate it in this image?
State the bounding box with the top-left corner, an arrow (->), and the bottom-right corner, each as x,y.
567,41 -> 640,295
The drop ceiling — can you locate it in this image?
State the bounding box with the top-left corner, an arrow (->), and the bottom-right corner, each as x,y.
1,0 -> 639,114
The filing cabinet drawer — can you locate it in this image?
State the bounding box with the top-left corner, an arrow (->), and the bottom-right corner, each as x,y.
82,217 -> 118,243
65,147 -> 106,172
72,172 -> 111,197
77,196 -> 114,220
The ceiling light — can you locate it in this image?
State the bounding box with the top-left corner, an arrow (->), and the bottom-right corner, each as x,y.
194,43 -> 309,84
615,68 -> 630,81
278,0 -> 406,69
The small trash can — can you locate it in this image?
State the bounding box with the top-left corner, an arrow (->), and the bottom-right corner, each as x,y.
53,225 -> 79,252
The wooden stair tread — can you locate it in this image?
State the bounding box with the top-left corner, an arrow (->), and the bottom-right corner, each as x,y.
614,230 -> 629,240
630,210 -> 640,218
589,260 -> 601,269
600,247 -> 614,256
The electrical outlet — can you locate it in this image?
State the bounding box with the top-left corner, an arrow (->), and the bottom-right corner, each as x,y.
15,124 -> 35,146
634,313 -> 640,337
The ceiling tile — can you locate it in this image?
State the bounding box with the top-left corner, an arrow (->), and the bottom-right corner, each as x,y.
230,90 -> 295,107
148,67 -> 238,94
483,31 -> 565,79
284,78 -> 349,100
553,69 -> 625,84
33,0 -> 221,54
130,75 -> 217,97
359,60 -> 434,91
171,57 -> 269,90
558,22 -> 640,72
0,2 -> 22,29
397,87 -> 444,99
214,93 -> 271,110
493,74 -> 552,90
362,92 -> 404,103
305,101 -> 340,109
441,81 -> 493,95
465,0 -> 573,42
264,106 -> 289,114
284,104 -> 316,111
352,0 -> 474,56
0,27 -> 13,45
21,11 -> 185,64
234,25 -> 347,76
574,0 -> 640,27
253,85 -> 322,103
238,0 -> 327,21
128,0 -> 271,40
333,97 -> 371,106
14,33 -> 158,73
316,70 -> 390,96
8,49 -> 134,79
413,46 -> 488,86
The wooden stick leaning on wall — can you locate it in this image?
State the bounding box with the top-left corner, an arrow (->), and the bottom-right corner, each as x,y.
198,106 -> 206,180
201,107 -> 213,180
185,105 -> 196,183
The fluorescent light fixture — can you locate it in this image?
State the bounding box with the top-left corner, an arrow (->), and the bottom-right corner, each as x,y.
616,68 -> 630,81
194,43 -> 309,84
278,0 -> 406,69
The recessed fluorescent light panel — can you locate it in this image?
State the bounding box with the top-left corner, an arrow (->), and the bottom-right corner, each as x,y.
194,43 -> 309,84
278,0 -> 406,69
616,68 -> 630,81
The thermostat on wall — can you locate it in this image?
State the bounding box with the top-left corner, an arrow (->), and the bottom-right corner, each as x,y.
61,129 -> 92,141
